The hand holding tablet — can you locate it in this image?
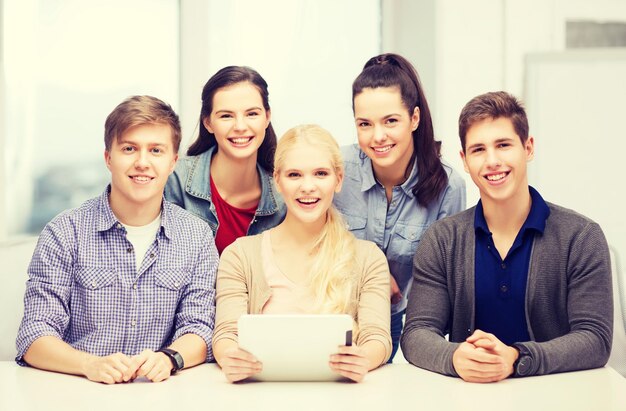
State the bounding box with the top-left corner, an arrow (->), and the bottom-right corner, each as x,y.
237,314 -> 354,382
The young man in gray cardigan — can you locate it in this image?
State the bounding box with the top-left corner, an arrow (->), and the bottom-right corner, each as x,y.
401,91 -> 612,382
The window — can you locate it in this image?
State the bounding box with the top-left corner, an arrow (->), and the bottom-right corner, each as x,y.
1,0 -> 380,239
1,0 -> 179,237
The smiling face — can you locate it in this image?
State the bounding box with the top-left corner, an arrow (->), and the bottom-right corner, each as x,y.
105,123 -> 178,219
274,143 -> 343,227
203,81 -> 271,163
353,86 -> 419,172
460,116 -> 534,207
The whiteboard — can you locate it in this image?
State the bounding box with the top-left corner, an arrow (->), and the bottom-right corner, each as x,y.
524,49 -> 626,288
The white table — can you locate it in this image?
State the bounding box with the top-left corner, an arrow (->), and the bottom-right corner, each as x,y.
1,362 -> 625,411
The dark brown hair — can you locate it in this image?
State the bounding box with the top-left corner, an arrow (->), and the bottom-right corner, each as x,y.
187,66 -> 277,172
458,91 -> 529,152
352,53 -> 448,207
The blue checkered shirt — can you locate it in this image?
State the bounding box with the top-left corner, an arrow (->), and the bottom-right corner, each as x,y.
16,187 -> 218,363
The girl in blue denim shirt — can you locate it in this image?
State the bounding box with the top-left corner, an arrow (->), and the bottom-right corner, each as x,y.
333,54 -> 466,361
166,66 -> 286,254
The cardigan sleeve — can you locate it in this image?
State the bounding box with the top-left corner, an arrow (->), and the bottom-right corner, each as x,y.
513,221 -> 613,376
401,224 -> 461,377
212,240 -> 250,348
353,241 -> 392,365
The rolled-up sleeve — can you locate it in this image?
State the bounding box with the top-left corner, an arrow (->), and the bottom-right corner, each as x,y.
16,221 -> 73,364
171,228 -> 219,362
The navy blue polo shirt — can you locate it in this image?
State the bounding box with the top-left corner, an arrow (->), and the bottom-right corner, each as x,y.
474,186 -> 550,345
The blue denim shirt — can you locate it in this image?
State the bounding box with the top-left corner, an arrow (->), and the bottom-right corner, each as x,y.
334,144 -> 466,314
165,146 -> 286,238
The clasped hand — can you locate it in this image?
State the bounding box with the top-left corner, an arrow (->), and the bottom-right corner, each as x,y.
452,329 -> 519,383
83,349 -> 174,384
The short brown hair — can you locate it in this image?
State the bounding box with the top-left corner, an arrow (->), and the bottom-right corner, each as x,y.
458,91 -> 529,152
104,95 -> 181,152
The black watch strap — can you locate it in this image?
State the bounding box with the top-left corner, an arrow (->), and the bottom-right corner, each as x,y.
157,348 -> 184,373
512,344 -> 533,377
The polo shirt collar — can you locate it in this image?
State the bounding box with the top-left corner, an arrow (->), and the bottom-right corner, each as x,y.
474,186 -> 551,235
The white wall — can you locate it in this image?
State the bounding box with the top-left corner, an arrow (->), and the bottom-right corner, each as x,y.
0,1 -> 5,242
382,0 -> 505,205
382,0 -> 626,207
178,0 -> 380,151
525,49 -> 626,286
179,0 -> 212,151
381,0 -> 437,111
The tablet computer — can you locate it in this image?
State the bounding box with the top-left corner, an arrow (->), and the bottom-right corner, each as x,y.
237,314 -> 353,381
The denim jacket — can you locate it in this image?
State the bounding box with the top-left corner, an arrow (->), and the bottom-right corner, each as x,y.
165,147 -> 286,237
333,144 -> 466,314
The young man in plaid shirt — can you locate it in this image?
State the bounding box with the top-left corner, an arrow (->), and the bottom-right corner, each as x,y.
16,96 -> 218,384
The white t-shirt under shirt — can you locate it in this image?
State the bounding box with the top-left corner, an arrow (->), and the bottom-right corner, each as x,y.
122,214 -> 162,272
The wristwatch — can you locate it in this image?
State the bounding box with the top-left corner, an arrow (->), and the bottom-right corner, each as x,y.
157,348 -> 184,374
512,344 -> 533,377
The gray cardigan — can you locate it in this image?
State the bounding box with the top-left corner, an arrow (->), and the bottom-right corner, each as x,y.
401,203 -> 613,377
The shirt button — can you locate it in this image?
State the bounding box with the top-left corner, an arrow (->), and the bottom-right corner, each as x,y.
127,247 -> 133,253
131,320 -> 137,327
501,263 -> 506,269
133,284 -> 138,290
149,253 -> 155,258
91,280 -> 97,288
500,285 -> 509,293
116,223 -> 122,229
173,282 -> 180,289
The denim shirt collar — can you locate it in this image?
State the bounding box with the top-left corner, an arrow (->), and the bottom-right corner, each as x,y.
95,185 -> 172,239
185,146 -> 281,215
357,149 -> 418,198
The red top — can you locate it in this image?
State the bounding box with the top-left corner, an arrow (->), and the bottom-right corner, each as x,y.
210,176 -> 258,254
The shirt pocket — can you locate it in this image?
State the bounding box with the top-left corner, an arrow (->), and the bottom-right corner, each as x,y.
152,268 -> 192,323
388,222 -> 427,268
343,214 -> 367,240
73,267 -> 119,326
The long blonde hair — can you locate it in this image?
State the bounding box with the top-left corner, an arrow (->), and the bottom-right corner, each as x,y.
274,125 -> 357,313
